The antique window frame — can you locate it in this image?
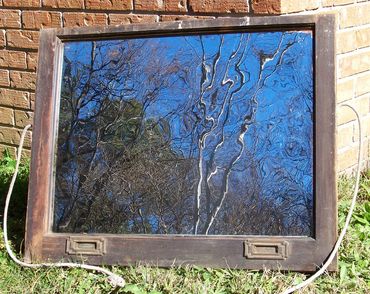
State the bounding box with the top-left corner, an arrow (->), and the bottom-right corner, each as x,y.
25,14 -> 337,271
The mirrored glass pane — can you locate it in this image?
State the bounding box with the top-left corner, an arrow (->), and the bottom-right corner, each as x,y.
53,30 -> 314,236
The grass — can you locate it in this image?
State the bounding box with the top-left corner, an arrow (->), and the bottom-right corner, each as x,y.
0,151 -> 369,293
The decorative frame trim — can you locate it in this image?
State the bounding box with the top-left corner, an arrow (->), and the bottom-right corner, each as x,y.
24,14 -> 337,271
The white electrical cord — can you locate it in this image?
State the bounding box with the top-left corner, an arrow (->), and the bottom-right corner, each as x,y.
2,124 -> 125,288
281,104 -> 364,294
2,103 -> 364,292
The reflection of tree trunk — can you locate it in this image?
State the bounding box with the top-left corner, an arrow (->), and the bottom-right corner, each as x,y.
199,34 -> 295,234
204,130 -> 246,234
198,34 -> 248,234
55,33 -> 312,235
193,36 -> 208,234
204,161 -> 212,224
138,208 -> 146,234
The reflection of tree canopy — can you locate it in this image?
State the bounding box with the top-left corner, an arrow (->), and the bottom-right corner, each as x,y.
55,31 -> 314,236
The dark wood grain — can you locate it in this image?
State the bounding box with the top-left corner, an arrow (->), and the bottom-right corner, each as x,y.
25,14 -> 337,271
314,14 -> 337,271
24,29 -> 60,263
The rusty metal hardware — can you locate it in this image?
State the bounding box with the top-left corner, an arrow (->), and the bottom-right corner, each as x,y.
244,239 -> 289,260
66,237 -> 106,255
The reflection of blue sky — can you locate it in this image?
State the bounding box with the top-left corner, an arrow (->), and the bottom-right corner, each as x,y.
60,30 -> 314,235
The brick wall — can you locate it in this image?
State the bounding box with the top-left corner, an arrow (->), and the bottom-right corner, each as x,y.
273,0 -> 370,173
0,0 -> 369,173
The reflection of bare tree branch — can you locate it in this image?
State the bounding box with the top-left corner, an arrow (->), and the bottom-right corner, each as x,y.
193,36 -> 209,234
55,32 -> 314,236
202,34 -> 304,234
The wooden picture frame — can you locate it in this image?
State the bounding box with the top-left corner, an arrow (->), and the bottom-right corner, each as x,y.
25,14 -> 337,271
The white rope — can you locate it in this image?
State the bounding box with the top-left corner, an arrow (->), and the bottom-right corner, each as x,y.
281,104 -> 364,294
2,102 -> 364,292
2,124 -> 125,288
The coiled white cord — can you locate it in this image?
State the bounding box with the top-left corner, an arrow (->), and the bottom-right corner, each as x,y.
2,124 -> 125,288
2,103 -> 364,292
281,104 -> 364,294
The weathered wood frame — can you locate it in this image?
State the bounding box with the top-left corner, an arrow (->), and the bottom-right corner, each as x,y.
24,14 -> 337,271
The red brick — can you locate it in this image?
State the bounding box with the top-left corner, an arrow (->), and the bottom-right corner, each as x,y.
0,30 -> 5,48
252,0 -> 280,14
165,0 -> 187,12
3,0 -> 40,7
337,78 -> 354,103
109,14 -> 158,25
26,52 -> 38,70
338,147 -> 358,171
339,51 -> 370,78
337,30 -> 356,54
14,109 -> 33,128
0,106 -> 14,125
337,122 -> 357,150
365,117 -> 370,138
0,50 -> 27,69
22,11 -> 61,29
280,0 -> 320,13
356,27 -> 370,50
0,126 -> 32,148
356,73 -> 370,97
0,9 -> 21,28
10,70 -> 36,90
19,148 -> 33,160
86,0 -> 132,10
42,0 -> 83,9
322,0 -> 354,7
134,0 -> 160,10
340,3 -> 370,28
337,26 -> 370,54
21,148 -> 32,159
0,69 -> 9,86
337,141 -> 369,172
135,0 -> 186,12
189,0 -> 248,13
29,92 -> 35,110
6,30 -> 39,50
0,145 -> 16,157
63,13 -> 108,27
337,95 -> 369,125
161,15 -> 215,21
0,88 -> 30,108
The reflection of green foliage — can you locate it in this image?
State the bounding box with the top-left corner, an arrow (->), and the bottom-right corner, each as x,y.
1,173 -> 369,293
137,118 -> 172,153
56,90 -> 183,233
97,98 -> 175,162
99,98 -> 143,147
